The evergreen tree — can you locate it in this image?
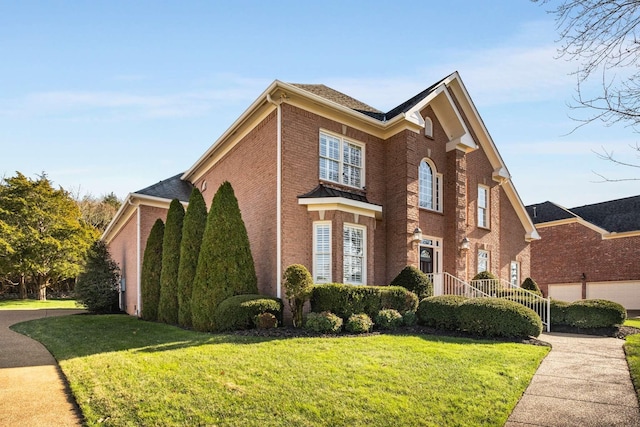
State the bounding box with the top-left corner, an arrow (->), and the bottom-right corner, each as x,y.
177,188 -> 207,328
75,240 -> 120,313
191,182 -> 257,331
158,199 -> 185,324
141,219 -> 164,321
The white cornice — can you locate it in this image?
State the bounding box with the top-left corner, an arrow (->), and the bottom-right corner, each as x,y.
298,197 -> 383,220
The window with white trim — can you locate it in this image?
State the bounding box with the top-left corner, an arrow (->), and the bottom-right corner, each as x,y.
343,224 -> 366,285
478,250 -> 489,274
419,159 -> 442,211
510,261 -> 520,287
313,222 -> 332,283
424,117 -> 433,138
478,185 -> 489,228
319,131 -> 364,188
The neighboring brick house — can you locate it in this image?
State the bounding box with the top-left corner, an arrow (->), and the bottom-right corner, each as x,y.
103,72 -> 539,316
526,196 -> 640,309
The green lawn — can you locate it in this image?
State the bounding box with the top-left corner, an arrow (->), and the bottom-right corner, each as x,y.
625,318 -> 640,329
0,299 -> 83,310
12,315 -> 548,427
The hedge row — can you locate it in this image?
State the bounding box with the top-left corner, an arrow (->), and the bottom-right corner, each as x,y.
551,298 -> 626,328
310,283 -> 418,319
213,294 -> 284,331
304,309 -> 415,334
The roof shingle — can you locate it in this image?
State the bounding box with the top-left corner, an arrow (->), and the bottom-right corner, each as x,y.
135,173 -> 194,202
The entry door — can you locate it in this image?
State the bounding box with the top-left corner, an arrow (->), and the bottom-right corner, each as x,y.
419,238 -> 441,275
420,247 -> 434,274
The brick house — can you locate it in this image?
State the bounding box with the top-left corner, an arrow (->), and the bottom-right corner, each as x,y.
103,72 -> 539,316
526,196 -> 640,310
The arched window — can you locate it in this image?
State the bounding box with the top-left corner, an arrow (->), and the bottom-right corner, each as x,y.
419,159 -> 442,211
424,117 -> 433,138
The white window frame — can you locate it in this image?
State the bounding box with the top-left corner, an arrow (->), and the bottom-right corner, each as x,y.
343,223 -> 366,285
477,250 -> 489,274
478,185 -> 489,229
419,159 -> 442,212
319,130 -> 365,189
510,261 -> 520,287
313,221 -> 332,283
424,117 -> 433,138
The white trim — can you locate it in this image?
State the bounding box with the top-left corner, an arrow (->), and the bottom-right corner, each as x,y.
478,184 -> 490,229
343,223 -> 367,285
267,94 -> 284,298
313,221 -> 332,283
510,260 -> 521,287
319,129 -> 365,190
424,116 -> 433,138
136,206 -> 141,317
418,237 -> 442,274
477,249 -> 489,274
298,197 -> 382,219
419,158 -> 442,212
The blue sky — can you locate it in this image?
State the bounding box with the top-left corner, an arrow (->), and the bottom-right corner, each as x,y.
1,1 -> 638,207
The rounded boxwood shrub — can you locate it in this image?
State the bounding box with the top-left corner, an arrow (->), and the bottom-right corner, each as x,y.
521,277 -> 543,296
402,310 -> 417,327
389,266 -> 433,299
550,299 -> 570,326
565,299 -> 626,328
417,295 -> 468,330
304,311 -> 343,334
375,309 -> 403,330
457,298 -> 542,338
213,294 -> 283,331
310,284 -> 418,319
345,313 -> 374,334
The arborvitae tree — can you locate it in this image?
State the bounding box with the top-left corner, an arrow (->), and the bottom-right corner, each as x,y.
177,188 -> 207,328
75,240 -> 121,314
191,181 -> 258,332
141,219 -> 164,321
521,277 -> 543,296
158,199 -> 185,324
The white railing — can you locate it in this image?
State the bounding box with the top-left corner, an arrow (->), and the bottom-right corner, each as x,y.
428,273 -> 550,332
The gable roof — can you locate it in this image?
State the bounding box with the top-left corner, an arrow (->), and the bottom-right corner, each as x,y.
135,172 -> 193,202
289,84 -> 384,118
526,195 -> 640,237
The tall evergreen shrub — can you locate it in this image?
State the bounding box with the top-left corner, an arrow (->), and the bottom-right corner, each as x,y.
158,199 -> 185,324
191,181 -> 258,331
75,240 -> 121,314
141,219 -> 164,321
177,188 -> 207,327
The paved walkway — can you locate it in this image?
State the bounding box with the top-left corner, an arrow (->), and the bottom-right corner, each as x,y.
506,332 -> 640,427
0,309 -> 85,427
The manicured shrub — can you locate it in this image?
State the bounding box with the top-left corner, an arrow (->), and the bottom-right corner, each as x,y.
565,299 -> 627,328
471,271 -> 500,295
457,298 -> 542,338
345,313 -> 374,334
304,311 -> 343,334
191,182 -> 258,332
282,264 -> 313,328
417,295 -> 468,330
213,294 -> 283,331
255,312 -> 278,330
521,277 -> 543,296
402,310 -> 417,326
75,240 -> 120,314
177,188 -> 207,328
141,219 -> 164,321
310,283 -> 418,319
550,299 -> 570,326
389,266 -> 433,299
158,199 -> 185,325
375,309 -> 403,330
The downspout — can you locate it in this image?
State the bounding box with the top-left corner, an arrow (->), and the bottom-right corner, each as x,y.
136,204 -> 141,316
267,93 -> 283,298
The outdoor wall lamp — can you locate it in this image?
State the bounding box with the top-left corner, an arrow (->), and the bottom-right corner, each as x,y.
412,227 -> 423,243
459,237 -> 470,252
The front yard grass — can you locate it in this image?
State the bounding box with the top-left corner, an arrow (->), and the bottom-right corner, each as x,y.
625,318 -> 640,329
0,299 -> 81,310
12,315 -> 548,427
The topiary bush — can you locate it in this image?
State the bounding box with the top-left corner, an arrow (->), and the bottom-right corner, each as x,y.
213,294 -> 283,332
375,309 -> 403,330
345,313 -> 374,334
521,277 -> 543,296
471,271 -> 500,295
158,199 -> 185,325
255,312 -> 278,329
310,283 -> 418,319
550,299 -> 570,326
457,298 -> 542,338
304,311 -> 343,334
389,266 -> 433,299
282,264 -> 313,328
75,240 -> 121,314
402,310 -> 417,326
565,299 -> 627,328
141,219 -> 164,321
417,295 -> 468,330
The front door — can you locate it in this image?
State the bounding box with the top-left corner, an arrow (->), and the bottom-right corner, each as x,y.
418,238 -> 441,275
420,247 -> 434,274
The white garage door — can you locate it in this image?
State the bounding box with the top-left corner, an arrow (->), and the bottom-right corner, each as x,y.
548,283 -> 582,303
587,281 -> 640,310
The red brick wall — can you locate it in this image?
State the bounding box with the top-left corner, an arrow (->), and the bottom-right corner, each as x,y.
194,111 -> 278,297
531,223 -> 640,294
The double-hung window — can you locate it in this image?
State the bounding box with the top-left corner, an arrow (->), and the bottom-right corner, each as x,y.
419,159 -> 442,211
478,185 -> 489,228
343,224 -> 366,285
478,250 -> 489,274
313,222 -> 332,283
510,261 -> 520,287
319,131 -> 363,188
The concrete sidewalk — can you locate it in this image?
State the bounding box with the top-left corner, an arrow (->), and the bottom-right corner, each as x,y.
506,332 -> 640,427
0,309 -> 85,427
